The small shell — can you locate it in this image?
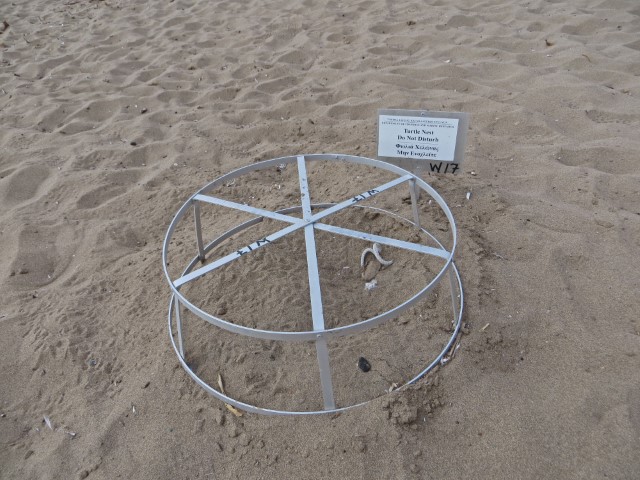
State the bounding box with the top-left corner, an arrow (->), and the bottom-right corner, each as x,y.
364,279 -> 378,291
43,415 -> 53,430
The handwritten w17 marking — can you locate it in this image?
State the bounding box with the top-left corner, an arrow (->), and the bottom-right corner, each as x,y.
237,237 -> 272,256
352,189 -> 379,203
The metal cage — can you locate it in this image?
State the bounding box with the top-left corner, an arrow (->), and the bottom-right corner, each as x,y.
163,154 -> 463,415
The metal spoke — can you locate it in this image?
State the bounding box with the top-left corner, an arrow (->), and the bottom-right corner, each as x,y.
194,194 -> 303,225
173,222 -> 302,288
297,156 -> 335,410
314,223 -> 450,259
297,155 -> 313,220
309,174 -> 413,224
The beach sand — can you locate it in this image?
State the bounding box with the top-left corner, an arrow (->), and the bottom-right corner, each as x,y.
1,0 -> 639,478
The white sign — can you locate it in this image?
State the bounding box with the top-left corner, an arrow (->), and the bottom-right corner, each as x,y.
377,109 -> 469,174
378,115 -> 459,161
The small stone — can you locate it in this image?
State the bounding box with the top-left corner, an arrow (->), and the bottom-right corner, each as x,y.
79,471 -> 89,480
130,141 -> 137,146
356,440 -> 366,452
364,279 -> 378,291
216,304 -> 227,316
18,268 -> 29,274
140,108 -> 148,114
358,357 -> 371,372
410,464 -> 420,473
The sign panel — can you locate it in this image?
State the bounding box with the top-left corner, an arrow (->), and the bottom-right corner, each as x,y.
377,109 -> 469,174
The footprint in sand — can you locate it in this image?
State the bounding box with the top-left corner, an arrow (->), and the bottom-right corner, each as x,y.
585,110 -> 639,126
8,223 -> 81,289
76,170 -> 142,209
0,164 -> 50,207
554,147 -> 637,175
76,185 -> 128,210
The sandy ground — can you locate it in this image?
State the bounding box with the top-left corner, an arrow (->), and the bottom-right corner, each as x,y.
1,0 -> 640,478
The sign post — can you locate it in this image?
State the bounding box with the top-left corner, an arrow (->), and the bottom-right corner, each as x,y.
377,109 -> 469,175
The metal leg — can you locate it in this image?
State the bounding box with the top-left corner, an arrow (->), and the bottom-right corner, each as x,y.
409,178 -> 421,230
194,201 -> 205,262
174,296 -> 185,359
315,337 -> 336,410
448,264 -> 459,323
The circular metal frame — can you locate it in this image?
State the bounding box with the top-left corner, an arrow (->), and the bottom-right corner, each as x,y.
163,154 -> 464,415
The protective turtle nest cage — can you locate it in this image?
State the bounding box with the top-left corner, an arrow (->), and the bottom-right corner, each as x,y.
162,154 -> 463,415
